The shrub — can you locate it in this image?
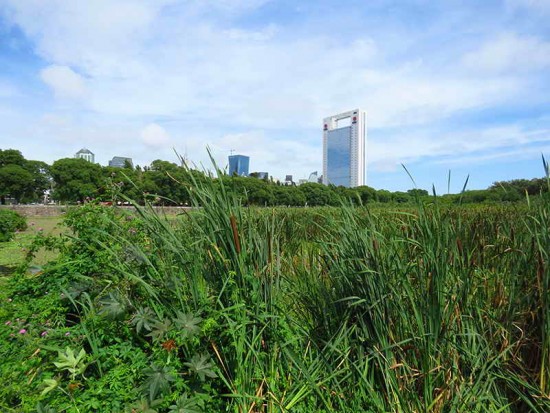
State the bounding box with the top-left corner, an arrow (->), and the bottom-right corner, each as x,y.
0,209 -> 27,242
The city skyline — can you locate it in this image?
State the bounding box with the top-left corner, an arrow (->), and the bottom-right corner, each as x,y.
0,1 -> 548,192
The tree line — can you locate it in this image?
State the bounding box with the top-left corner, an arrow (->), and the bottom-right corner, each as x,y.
0,149 -> 548,206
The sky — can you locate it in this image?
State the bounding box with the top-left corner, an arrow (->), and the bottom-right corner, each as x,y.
0,0 -> 549,192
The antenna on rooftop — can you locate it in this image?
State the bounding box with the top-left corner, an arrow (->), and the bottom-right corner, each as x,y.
230,149 -> 236,155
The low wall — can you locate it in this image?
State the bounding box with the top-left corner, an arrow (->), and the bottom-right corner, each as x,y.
0,205 -> 193,217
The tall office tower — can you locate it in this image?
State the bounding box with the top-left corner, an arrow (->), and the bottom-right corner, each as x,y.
228,154 -> 250,176
322,109 -> 366,187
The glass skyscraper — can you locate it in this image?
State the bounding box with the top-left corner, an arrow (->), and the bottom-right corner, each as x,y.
322,109 -> 366,188
228,154 -> 250,176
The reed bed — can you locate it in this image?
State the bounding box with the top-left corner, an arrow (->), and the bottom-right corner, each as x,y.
3,167 -> 549,412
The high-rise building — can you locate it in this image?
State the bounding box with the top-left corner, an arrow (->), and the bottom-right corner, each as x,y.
228,154 -> 250,176
322,109 -> 366,187
75,148 -> 95,163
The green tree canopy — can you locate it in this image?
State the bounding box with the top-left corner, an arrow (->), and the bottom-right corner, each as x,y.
0,149 -> 51,203
50,158 -> 103,203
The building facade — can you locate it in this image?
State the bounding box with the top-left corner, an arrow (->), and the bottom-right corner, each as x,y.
322,109 -> 366,187
228,155 -> 250,176
75,148 -> 95,163
109,156 -> 133,168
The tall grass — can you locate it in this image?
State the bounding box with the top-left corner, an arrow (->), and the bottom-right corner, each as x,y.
40,160 -> 550,412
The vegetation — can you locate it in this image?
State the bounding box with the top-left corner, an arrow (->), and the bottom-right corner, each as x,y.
1,161 -> 549,412
0,216 -> 61,270
0,209 -> 27,242
0,150 -> 50,204
2,147 -> 549,207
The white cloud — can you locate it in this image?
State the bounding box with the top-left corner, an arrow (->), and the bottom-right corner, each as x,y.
368,125 -> 550,171
140,123 -> 172,148
461,33 -> 550,74
1,1 -> 549,187
40,65 -> 86,99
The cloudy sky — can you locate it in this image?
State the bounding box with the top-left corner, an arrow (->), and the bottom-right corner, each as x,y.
0,0 -> 549,192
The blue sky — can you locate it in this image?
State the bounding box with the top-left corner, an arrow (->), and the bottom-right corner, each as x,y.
0,0 -> 548,192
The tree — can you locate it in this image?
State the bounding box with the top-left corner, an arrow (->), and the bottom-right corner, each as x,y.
298,183 -> 339,206
0,149 -> 25,167
0,150 -> 50,204
50,158 -> 103,203
0,165 -> 34,203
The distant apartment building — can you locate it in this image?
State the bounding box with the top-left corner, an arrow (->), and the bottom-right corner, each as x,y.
109,156 -> 133,168
75,148 -> 95,163
322,109 -> 366,188
228,154 -> 250,176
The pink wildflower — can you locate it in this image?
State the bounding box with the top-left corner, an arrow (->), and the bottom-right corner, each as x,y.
4,321 -> 11,325
41,331 -> 48,337
19,329 -> 27,334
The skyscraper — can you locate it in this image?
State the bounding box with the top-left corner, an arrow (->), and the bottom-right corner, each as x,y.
228,154 -> 250,176
322,109 -> 366,187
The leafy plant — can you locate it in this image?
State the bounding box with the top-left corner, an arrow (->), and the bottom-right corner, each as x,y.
141,364 -> 175,402
168,393 -> 202,413
0,209 -> 26,242
173,311 -> 202,339
132,307 -> 157,333
184,354 -> 216,382
53,347 -> 88,381
36,401 -> 58,413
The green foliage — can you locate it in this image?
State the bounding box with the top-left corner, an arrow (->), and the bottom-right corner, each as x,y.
2,159 -> 550,412
0,149 -> 51,203
0,209 -> 27,242
53,347 -> 87,381
184,354 -> 216,382
50,157 -> 103,203
168,393 -> 202,413
141,364 -> 176,402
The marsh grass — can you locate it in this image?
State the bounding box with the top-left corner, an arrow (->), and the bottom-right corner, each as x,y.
3,162 -> 550,411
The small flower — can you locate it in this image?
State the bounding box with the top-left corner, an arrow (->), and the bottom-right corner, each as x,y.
4,321 -> 11,325
128,228 -> 137,235
19,329 -> 27,334
38,227 -> 44,231
7,298 -> 12,302
65,332 -> 70,336
41,331 -> 48,337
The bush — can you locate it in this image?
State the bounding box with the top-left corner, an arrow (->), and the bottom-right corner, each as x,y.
0,209 -> 27,242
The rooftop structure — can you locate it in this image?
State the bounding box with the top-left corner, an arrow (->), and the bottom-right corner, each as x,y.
75,148 -> 95,163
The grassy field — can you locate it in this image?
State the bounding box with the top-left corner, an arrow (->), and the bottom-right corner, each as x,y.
0,216 -> 61,271
1,182 -> 549,412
